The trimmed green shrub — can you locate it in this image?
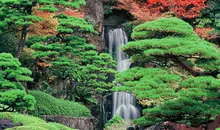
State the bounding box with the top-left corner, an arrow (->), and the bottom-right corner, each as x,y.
0,112 -> 74,130
0,53 -> 36,112
29,91 -> 91,117
105,116 -> 124,127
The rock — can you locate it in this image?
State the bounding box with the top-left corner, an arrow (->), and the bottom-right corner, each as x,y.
42,115 -> 97,130
83,33 -> 105,52
103,9 -> 133,27
144,117 -> 220,130
85,0 -> 104,33
74,33 -> 105,52
144,122 -> 203,130
127,126 -> 135,130
0,119 -> 21,130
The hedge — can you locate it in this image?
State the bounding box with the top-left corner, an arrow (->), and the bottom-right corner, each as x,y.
29,91 -> 91,117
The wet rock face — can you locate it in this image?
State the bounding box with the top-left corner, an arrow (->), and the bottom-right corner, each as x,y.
42,115 -> 97,130
85,0 -> 104,33
80,0 -> 105,52
83,33 -> 105,52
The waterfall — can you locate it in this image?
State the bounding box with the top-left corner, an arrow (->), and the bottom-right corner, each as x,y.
103,27 -> 140,121
107,28 -> 130,72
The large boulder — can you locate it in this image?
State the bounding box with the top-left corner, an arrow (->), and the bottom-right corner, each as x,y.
85,0 -> 104,33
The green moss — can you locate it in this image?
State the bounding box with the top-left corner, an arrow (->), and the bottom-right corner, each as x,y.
0,112 -> 75,130
0,112 -> 45,125
29,91 -> 91,117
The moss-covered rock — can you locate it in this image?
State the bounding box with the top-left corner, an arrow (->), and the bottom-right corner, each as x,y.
0,112 -> 75,130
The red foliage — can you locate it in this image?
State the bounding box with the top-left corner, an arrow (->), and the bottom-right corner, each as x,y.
30,9 -> 58,36
116,0 -> 165,21
29,6 -> 84,36
147,0 -> 207,19
62,8 -> 85,18
116,0 -> 207,21
195,27 -> 217,40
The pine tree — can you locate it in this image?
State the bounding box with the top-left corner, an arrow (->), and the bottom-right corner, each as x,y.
123,17 -> 220,77
30,14 -> 117,100
0,0 -> 86,58
0,53 -> 36,112
114,17 -> 220,126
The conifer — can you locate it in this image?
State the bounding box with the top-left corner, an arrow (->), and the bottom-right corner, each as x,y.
0,0 -> 86,58
31,14 -> 116,99
115,17 -> 220,126
0,53 -> 35,112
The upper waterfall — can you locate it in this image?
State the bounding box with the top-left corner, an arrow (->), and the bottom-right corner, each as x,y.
106,28 -> 130,72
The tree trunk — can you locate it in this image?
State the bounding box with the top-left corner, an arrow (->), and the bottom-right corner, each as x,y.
16,26 -> 27,58
69,78 -> 76,100
172,56 -> 219,78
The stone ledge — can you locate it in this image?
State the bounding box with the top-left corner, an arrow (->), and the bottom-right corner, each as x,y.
41,115 -> 97,130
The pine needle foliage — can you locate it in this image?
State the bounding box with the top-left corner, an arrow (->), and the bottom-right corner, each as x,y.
114,17 -> 220,126
31,36 -> 117,97
0,53 -> 36,112
113,67 -> 180,106
123,18 -> 219,63
30,14 -> 116,99
56,14 -> 97,34
0,0 -> 86,57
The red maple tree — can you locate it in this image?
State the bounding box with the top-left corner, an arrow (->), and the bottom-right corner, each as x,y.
116,0 -> 207,21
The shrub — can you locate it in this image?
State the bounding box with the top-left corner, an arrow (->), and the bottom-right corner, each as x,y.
29,91 -> 91,117
0,53 -> 36,112
0,112 -> 74,130
105,116 -> 126,130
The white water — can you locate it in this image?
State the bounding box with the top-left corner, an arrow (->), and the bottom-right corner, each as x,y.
105,28 -> 140,121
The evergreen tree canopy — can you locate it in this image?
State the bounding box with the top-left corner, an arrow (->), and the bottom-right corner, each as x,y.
122,17 -> 220,77
0,53 -> 36,112
30,14 -> 116,99
113,67 -> 180,105
56,14 -> 97,34
0,0 -> 86,58
31,36 -> 117,96
114,17 -> 220,126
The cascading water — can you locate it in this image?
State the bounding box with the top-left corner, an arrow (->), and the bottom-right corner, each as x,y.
107,28 -> 130,72
103,27 -> 140,122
